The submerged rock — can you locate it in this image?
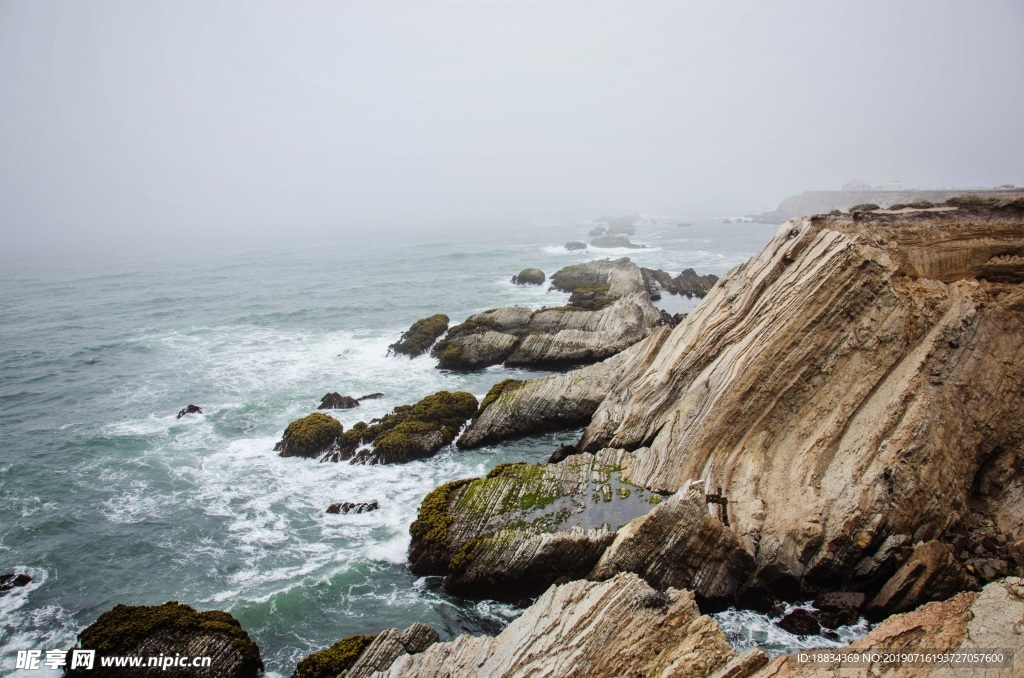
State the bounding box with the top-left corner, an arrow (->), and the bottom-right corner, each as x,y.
275,413 -> 343,458
324,391 -> 478,464
368,574 -> 737,677
511,267 -> 545,285
176,404 -> 203,419
326,501 -> 379,515
68,601 -> 262,678
318,392 -> 359,410
388,314 -> 449,358
0,573 -> 31,592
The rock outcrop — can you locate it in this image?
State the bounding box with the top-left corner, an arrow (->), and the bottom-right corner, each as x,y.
448,204 -> 1024,607
388,314 -> 449,357
0,572 -> 31,592
642,267 -> 720,299
275,412 -> 343,458
754,189 -> 1024,223
564,241 -> 587,251
368,574 -> 737,678
511,268 -> 545,285
326,501 -> 379,515
68,601 -> 262,678
431,258 -> 661,371
592,234 -> 642,248
319,392 -> 359,409
176,404 -> 203,419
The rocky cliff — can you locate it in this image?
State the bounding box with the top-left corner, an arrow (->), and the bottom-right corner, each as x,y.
755,189 -> 1024,223
441,203 -> 1024,608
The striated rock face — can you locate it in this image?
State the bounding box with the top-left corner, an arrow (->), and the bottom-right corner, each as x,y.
327,501 -> 379,515
371,574 -> 737,678
68,601 -> 262,678
756,577 -> 1024,676
432,258 -> 661,371
292,624 -> 438,678
865,540 -> 977,617
456,205 -> 1024,607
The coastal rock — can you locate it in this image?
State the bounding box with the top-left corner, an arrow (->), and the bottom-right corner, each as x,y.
387,314 -> 449,358
591,234 -> 642,248
642,267 -> 720,298
176,404 -> 202,419
372,573 -> 737,678
329,623 -> 438,678
433,259 -> 661,371
756,577 -> 1024,676
753,188 -> 1024,223
68,601 -> 262,678
357,392 -> 384,401
775,608 -> 821,636
326,501 -> 379,515
604,213 -> 639,235
275,412 -> 343,458
324,391 -> 478,464
0,573 -> 31,592
292,633 -> 375,678
588,226 -> 606,236
590,479 -> 755,607
547,444 -> 577,464
865,540 -> 978,617
318,392 -> 359,410
511,268 -> 545,285
564,241 -> 587,251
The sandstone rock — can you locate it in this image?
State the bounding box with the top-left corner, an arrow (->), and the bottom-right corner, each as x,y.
388,314 -> 449,357
327,501 -> 379,515
176,404 -> 202,419
318,392 -> 359,409
0,573 -> 31,592
866,540 -> 978,617
564,241 -> 587,251
275,412 -> 343,458
511,268 -> 545,285
712,648 -> 769,678
68,601 -> 262,678
372,574 -> 737,678
339,623 -> 438,677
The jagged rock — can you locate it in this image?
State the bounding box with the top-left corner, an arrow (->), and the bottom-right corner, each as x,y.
641,267 -> 720,298
757,577 -> 1024,676
866,540 -> 978,617
338,623 -> 438,677
176,404 -> 202,419
458,205 -> 1024,605
372,574 -> 737,678
292,634 -> 375,678
275,413 -> 343,458
0,573 -> 31,592
590,480 -> 754,607
511,268 -> 545,285
388,314 -> 449,357
318,392 -> 359,410
813,591 -> 865,613
775,608 -> 821,636
324,391 -> 477,464
548,444 -> 577,464
357,392 -> 384,401
326,501 -> 379,515
564,241 -> 587,251
432,259 -> 661,371
67,601 -> 262,678
592,234 -> 642,248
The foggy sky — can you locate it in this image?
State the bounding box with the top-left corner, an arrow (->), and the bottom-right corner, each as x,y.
1,0 -> 1022,257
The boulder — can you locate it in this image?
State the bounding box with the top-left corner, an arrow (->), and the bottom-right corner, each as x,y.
388,314 -> 449,357
775,608 -> 821,636
275,413 -> 343,459
326,501 -> 379,515
866,540 -> 978,617
357,392 -> 384,401
0,573 -> 31,592
318,392 -> 359,410
176,404 -> 202,419
371,574 -> 737,678
564,241 -> 587,251
591,234 -> 641,249
324,391 -> 478,465
67,601 -> 262,678
547,444 -> 577,464
511,268 -> 545,285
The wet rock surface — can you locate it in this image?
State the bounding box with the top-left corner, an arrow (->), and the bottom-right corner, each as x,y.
275,412 -> 343,458
326,501 -> 379,515
387,314 -> 449,357
176,404 -> 202,419
318,392 -> 359,409
0,572 -> 32,592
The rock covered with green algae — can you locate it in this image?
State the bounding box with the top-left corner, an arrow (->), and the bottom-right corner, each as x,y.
408,448 -> 689,601
511,267 -> 545,285
388,314 -> 449,357
68,601 -> 263,678
275,412 -> 343,458
292,623 -> 438,678
324,390 -> 478,464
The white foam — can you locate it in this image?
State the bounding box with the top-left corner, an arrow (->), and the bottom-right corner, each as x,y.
712,603 -> 871,657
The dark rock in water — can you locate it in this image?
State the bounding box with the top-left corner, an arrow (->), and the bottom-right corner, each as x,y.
0,573 -> 32,592
564,241 -> 587,251
588,226 -> 606,236
68,601 -> 262,677
275,412 -> 343,458
388,314 -> 450,358
293,624 -> 438,678
866,540 -> 978,617
776,608 -> 821,636
358,392 -> 384,401
591,234 -> 642,249
176,404 -> 203,419
512,268 -> 545,285
814,608 -> 860,630
324,391 -> 478,465
547,444 -> 577,464
327,500 -> 379,515
604,213 -> 638,235
641,267 -> 718,298
318,392 -> 359,410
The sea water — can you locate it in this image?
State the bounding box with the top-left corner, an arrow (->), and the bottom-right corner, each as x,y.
0,219 -> 821,676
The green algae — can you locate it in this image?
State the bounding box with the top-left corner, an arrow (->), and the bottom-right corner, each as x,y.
277,412 -> 343,458
291,634 -> 375,678
388,314 -> 449,357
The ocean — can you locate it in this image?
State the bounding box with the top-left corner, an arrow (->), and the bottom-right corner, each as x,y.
1,218 -> 850,676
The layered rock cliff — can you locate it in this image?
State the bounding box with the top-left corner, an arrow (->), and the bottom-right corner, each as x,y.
444,203 -> 1024,607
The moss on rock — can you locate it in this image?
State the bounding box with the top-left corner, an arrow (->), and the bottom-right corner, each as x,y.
477,379 -> 524,418
408,478 -> 476,575
291,634 -> 376,678
389,314 -> 450,357
70,601 -> 262,677
511,268 -> 545,285
275,412 -> 343,458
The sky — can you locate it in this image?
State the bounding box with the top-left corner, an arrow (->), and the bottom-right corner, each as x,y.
1,0 -> 1022,257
